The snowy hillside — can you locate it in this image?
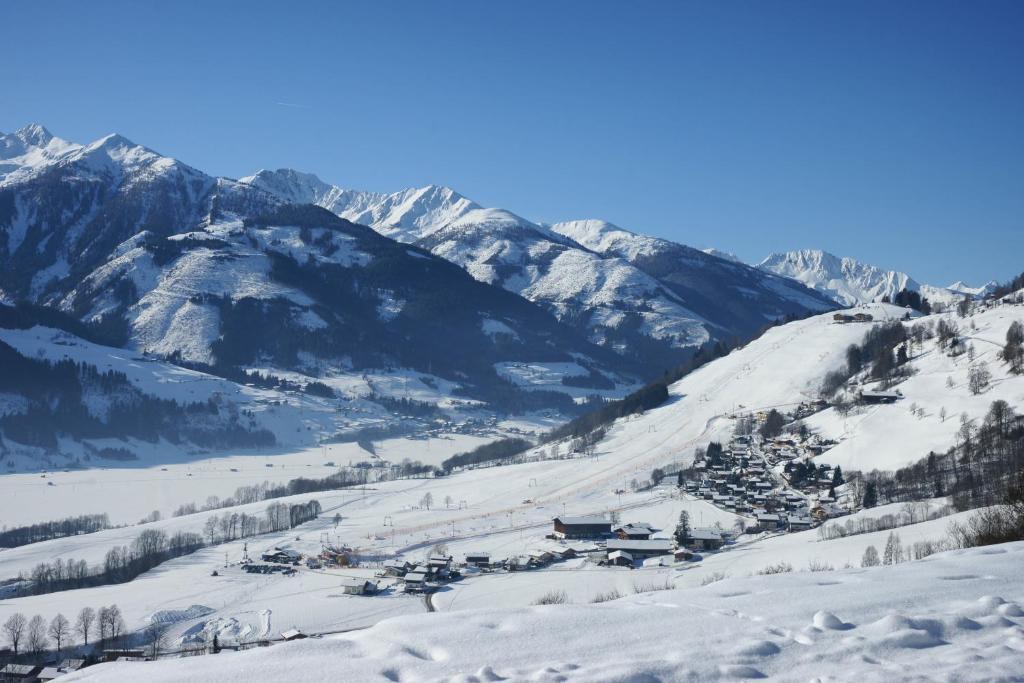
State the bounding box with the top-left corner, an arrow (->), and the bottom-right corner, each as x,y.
759,249 -> 994,308
66,542 -> 1024,682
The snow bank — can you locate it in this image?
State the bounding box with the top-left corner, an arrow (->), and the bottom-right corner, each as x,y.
66,541 -> 1024,682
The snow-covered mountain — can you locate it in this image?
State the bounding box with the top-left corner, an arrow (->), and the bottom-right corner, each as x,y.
552,219 -> 836,335
244,172 -> 836,370
757,249 -> 994,309
757,250 -> 918,307
0,125 -> 649,456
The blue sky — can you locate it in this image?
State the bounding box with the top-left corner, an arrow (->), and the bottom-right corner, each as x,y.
3,1 -> 1022,285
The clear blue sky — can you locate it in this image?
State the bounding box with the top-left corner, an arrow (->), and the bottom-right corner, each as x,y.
3,1 -> 1022,285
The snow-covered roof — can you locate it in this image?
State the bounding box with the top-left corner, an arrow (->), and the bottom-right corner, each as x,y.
556,516 -> 609,526
606,539 -> 673,552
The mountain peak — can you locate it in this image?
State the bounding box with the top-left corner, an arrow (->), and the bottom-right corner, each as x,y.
15,123 -> 54,147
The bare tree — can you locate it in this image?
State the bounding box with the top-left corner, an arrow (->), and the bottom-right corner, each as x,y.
75,607 -> 96,647
97,606 -> 110,642
48,613 -> 71,653
861,545 -> 880,567
104,605 -> 125,644
27,615 -> 48,659
3,612 -> 27,656
145,622 -> 170,659
443,495 -> 453,509
968,363 -> 991,395
419,492 -> 433,510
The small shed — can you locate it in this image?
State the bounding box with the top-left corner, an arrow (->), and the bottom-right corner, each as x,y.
281,628 -> 308,641
607,550 -> 634,566
341,578 -> 379,595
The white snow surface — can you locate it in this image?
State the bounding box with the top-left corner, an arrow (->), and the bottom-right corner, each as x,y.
67,541 -> 1024,682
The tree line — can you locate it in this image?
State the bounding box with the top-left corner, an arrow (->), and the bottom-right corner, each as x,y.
848,399 -> 1023,515
0,513 -> 110,549
3,604 -> 130,666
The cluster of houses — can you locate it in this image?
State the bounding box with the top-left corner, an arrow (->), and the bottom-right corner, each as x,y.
685,434 -> 847,533
381,554 -> 459,593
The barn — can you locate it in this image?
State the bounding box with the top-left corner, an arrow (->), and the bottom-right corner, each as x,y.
552,515 -> 611,539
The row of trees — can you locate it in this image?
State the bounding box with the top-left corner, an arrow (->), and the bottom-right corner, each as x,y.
174,462 -> 433,519
2,605 -> 123,663
0,513 -> 110,549
21,499 -> 321,597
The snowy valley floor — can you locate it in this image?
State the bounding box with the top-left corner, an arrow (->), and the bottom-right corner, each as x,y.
66,542 -> 1024,682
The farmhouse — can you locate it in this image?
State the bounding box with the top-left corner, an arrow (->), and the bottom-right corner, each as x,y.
464,552 -> 491,568
757,513 -> 783,531
553,515 -> 611,539
280,629 -> 307,641
605,539 -> 673,559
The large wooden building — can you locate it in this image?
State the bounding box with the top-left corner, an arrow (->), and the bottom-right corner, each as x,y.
552,516 -> 611,539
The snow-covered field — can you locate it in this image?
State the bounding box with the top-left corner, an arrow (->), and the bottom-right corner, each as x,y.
67,541 -> 1024,682
0,434 -> 492,527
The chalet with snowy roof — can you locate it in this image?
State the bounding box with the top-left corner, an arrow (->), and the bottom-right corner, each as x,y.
614,523 -> 655,540
605,538 -> 674,559
383,559 -> 412,577
687,528 -> 726,551
553,515 -> 611,539
788,516 -> 814,531
403,570 -> 429,592
280,628 -> 307,641
756,513 -> 783,531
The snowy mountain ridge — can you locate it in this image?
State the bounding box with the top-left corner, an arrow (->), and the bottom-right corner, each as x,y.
758,248 -> 993,308
244,172 -> 837,370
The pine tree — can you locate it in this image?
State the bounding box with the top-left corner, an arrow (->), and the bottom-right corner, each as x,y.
832,466 -> 844,486
882,531 -> 903,565
862,482 -> 878,509
674,510 -> 691,546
